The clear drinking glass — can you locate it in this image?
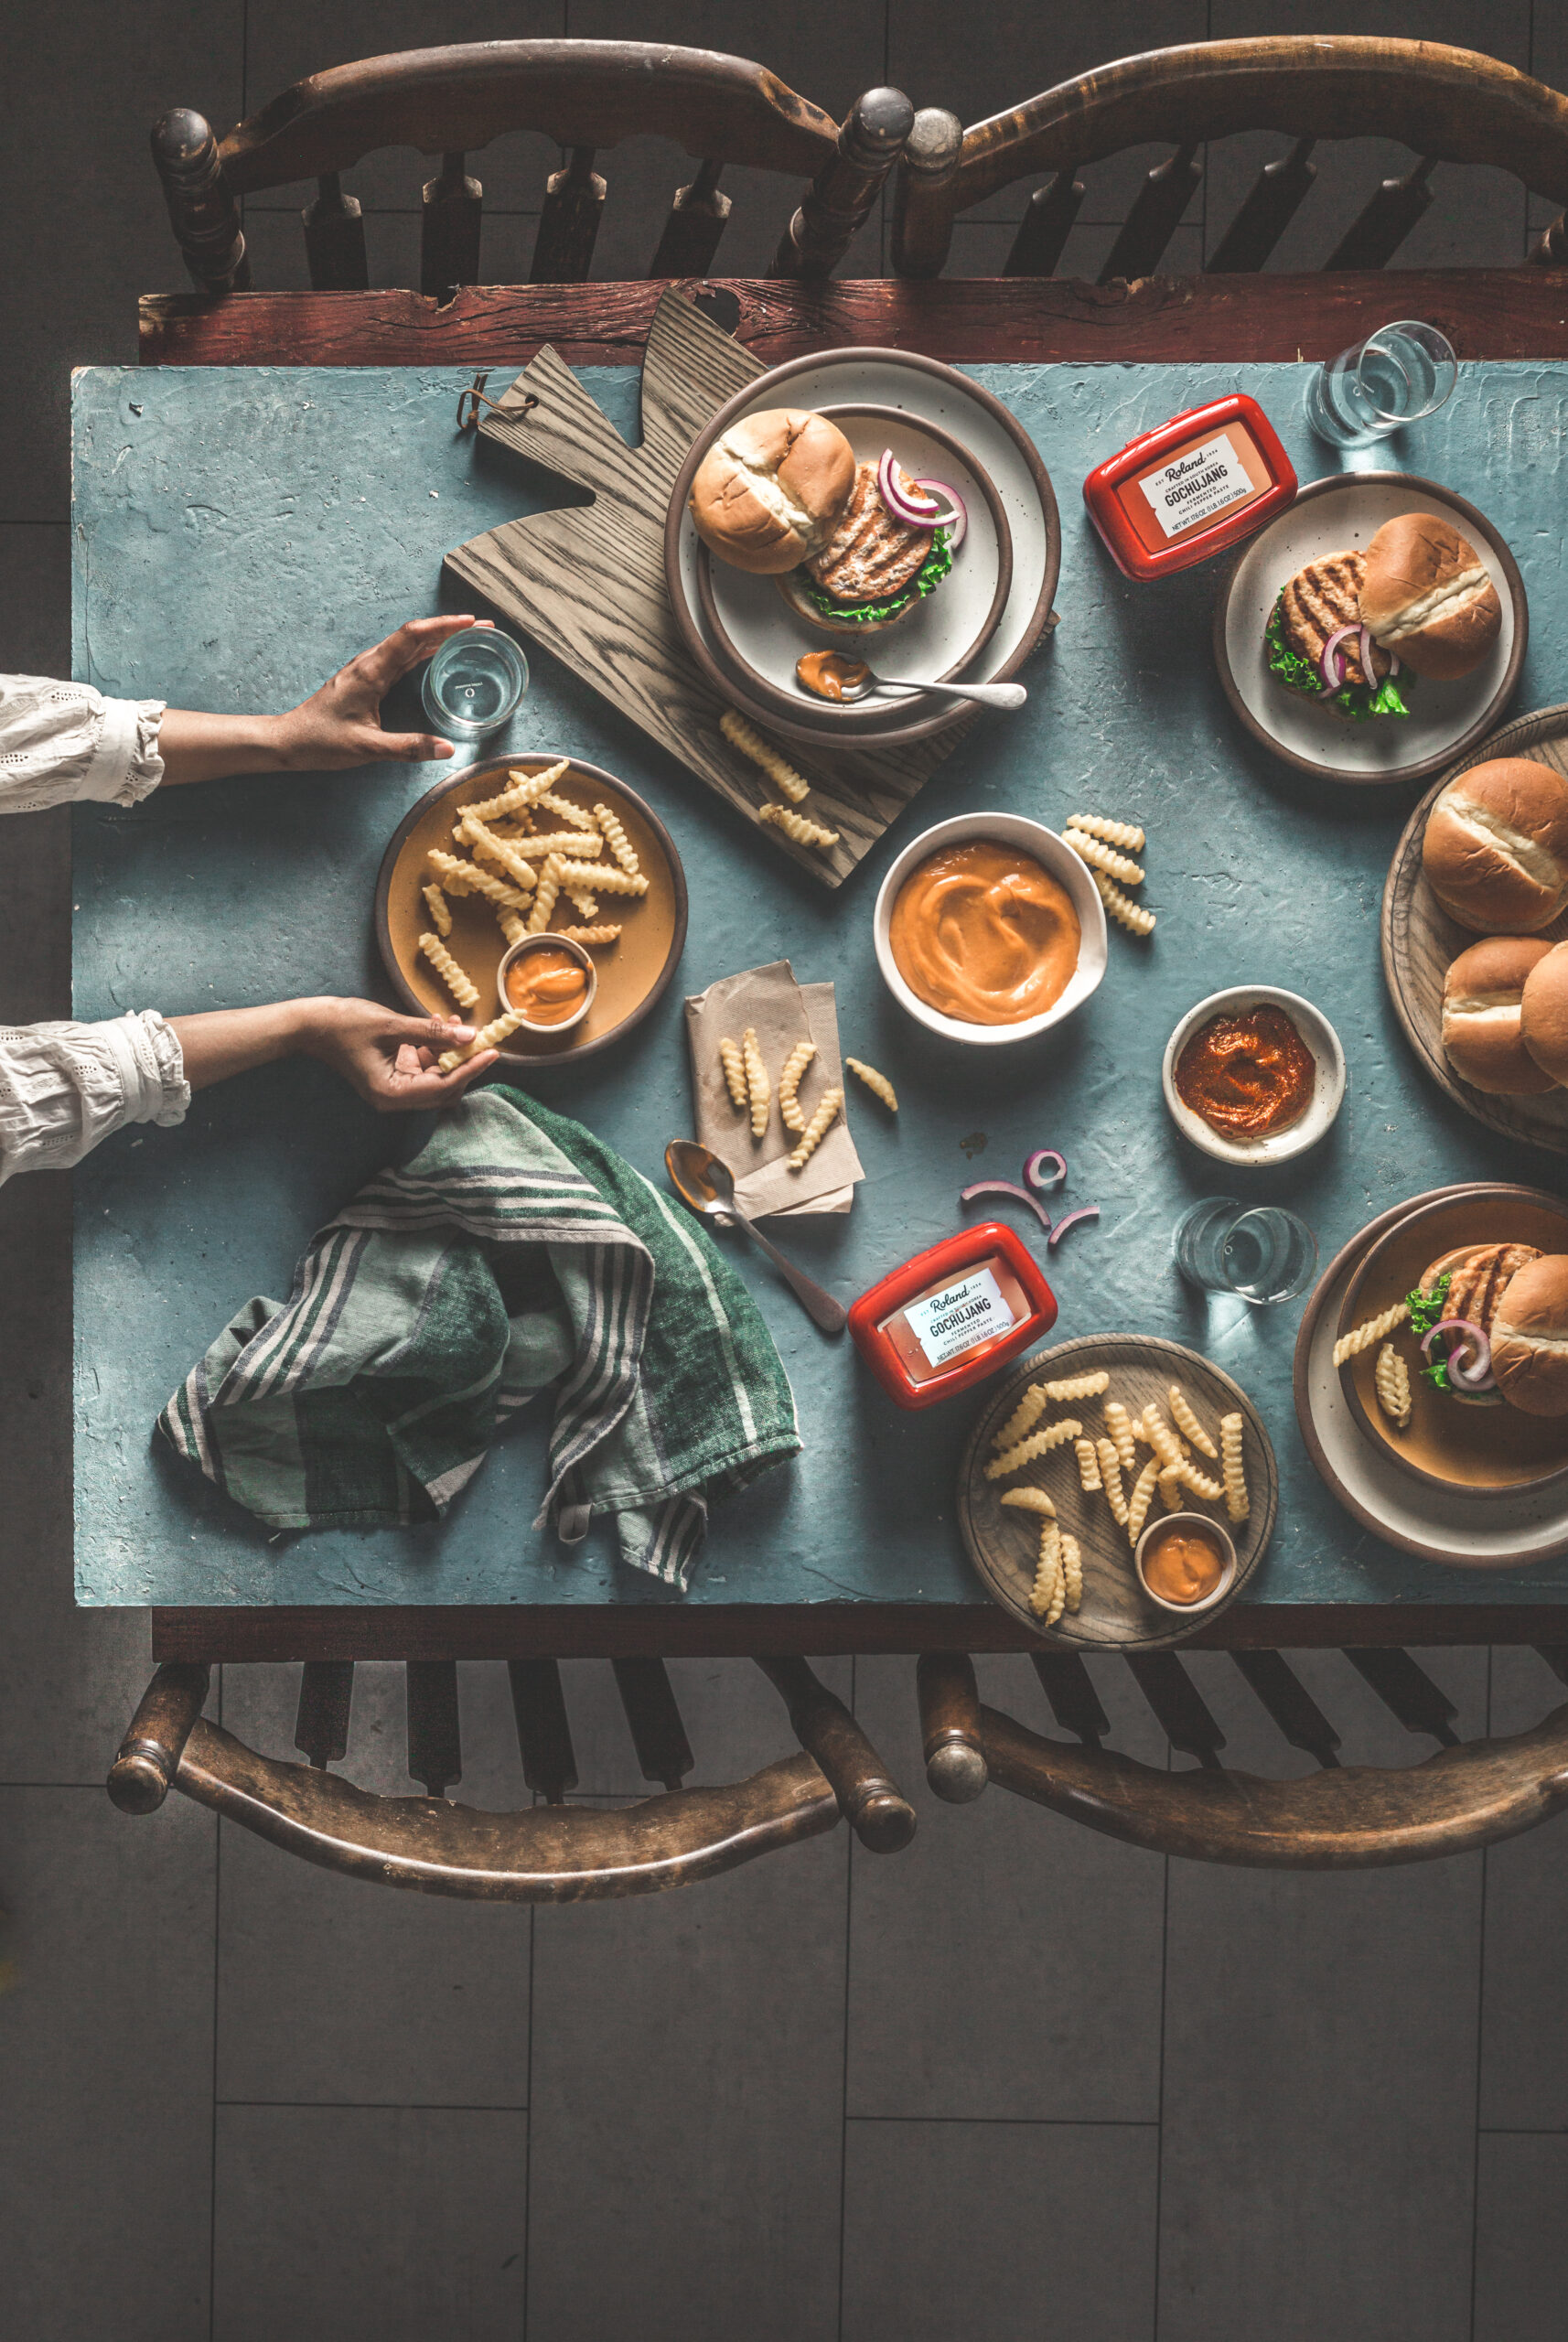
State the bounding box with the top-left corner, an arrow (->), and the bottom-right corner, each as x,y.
1172,1197 -> 1319,1305
421,628 -> 529,738
1303,318 -> 1457,448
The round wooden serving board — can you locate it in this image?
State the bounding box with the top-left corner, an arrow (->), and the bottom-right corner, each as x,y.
1382,703 -> 1568,1155
957,1334 -> 1277,1650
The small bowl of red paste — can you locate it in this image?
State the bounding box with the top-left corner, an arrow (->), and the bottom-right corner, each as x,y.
1161,984 -> 1346,1166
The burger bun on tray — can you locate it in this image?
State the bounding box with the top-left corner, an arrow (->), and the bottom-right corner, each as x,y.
1492,1252 -> 1568,1415
1361,512 -> 1503,681
1442,935 -> 1559,1095
1421,757 -> 1568,932
689,408 -> 855,575
1521,940 -> 1568,1085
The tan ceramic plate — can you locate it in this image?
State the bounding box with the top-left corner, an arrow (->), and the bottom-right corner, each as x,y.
957,1333 -> 1276,1650
1336,1185 -> 1568,1496
375,754 -> 687,1069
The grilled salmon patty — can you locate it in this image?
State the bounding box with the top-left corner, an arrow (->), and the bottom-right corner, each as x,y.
806,461 -> 933,606
1276,550 -> 1391,690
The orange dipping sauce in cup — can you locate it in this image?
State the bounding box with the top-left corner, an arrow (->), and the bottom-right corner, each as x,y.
889,839 -> 1081,1026
505,946 -> 589,1026
1142,1524 -> 1226,1606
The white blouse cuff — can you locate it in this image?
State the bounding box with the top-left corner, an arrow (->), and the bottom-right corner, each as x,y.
80,696 -> 166,806
102,1011 -> 190,1127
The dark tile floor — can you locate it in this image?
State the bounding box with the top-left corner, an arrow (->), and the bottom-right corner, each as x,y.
3,4 -> 1567,2335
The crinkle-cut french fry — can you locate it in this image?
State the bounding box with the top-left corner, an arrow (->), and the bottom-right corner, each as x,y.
789,1086 -> 843,1171
1174,1459 -> 1225,1503
1332,1301 -> 1411,1368
1167,1385 -> 1219,1459
1104,1401 -> 1137,1472
1157,1464 -> 1186,1512
718,1037 -> 748,1112
1068,812 -> 1145,852
1092,867 -> 1156,936
844,1057 -> 897,1112
496,908 -> 528,949
1060,1533 -> 1082,1615
1075,1437 -> 1101,1492
555,924 -> 620,946
459,813 -> 538,893
1042,1369 -> 1110,1402
533,789 -> 596,832
1096,1439 -> 1129,1524
422,883 -> 452,938
1066,828 -> 1144,886
778,1038 -> 817,1135
984,1417 -> 1084,1480
502,831 -> 600,860
564,887 -> 599,920
527,854 -> 564,933
1375,1342 -> 1412,1429
993,1383 -> 1049,1454
465,761 -> 569,823
720,707 -> 811,802
1125,1456 -> 1160,1548
593,802 -> 640,876
1030,1519 -> 1065,1623
426,849 -> 532,911
759,801 -> 840,851
1219,1413 -> 1250,1522
999,1486 -> 1057,1517
418,930 -> 479,1010
436,1008 -> 526,1070
742,1028 -> 769,1138
553,857 -> 649,897
1142,1402 -> 1185,1472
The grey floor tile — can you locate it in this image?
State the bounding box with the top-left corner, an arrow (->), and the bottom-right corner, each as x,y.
559,1651 -> 852,1797
0,1786 -> 215,2339
948,219 -> 1205,279
0,521 -> 70,675
1478,1647 -> 1568,2131
846,1654 -> 1165,2121
213,2103 -> 527,2341
1474,2133 -> 1568,2342
0,2 -> 245,522
528,1824 -> 847,2340
842,2116 -> 1158,2342
242,202 -> 545,293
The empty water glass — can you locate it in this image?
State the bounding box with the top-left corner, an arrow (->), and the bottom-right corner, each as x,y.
1172,1197 -> 1318,1306
422,628 -> 529,739
1304,318 -> 1457,448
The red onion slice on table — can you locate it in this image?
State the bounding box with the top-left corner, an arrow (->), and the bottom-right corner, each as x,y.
958,1179 -> 1053,1236
1047,1206 -> 1100,1250
1022,1148 -> 1067,1193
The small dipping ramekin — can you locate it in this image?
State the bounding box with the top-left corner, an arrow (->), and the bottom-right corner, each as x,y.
1161,984 -> 1346,1166
495,931 -> 597,1036
872,812 -> 1109,1047
1134,1510 -> 1239,1618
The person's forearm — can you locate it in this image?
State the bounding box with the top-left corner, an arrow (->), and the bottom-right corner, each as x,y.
166,1000 -> 322,1089
156,709 -> 295,789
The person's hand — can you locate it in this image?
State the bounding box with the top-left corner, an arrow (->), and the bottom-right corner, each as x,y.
272,615 -> 495,769
297,999 -> 499,1111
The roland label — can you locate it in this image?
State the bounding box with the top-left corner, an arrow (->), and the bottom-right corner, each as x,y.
1139,432 -> 1253,537
903,1267 -> 1015,1369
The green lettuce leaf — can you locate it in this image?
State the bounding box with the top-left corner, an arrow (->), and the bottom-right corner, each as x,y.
800,528 -> 953,628
1264,600 -> 1413,723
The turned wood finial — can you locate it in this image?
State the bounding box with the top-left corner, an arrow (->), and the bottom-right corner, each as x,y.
770,86 -> 915,281
891,106 -> 964,280
151,110 -> 250,295
917,1653 -> 989,1802
107,1663 -> 210,1814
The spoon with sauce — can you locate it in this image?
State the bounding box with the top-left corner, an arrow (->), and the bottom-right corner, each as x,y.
664,1141 -> 847,1334
796,650 -> 1026,712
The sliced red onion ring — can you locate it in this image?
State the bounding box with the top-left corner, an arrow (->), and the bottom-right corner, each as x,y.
912,478 -> 968,550
1319,623 -> 1358,693
1421,1316 -> 1496,1391
876,448 -> 940,529
1022,1148 -> 1067,1194
959,1179 -> 1053,1236
1047,1205 -> 1100,1250
1359,625 -> 1377,684
1389,650 -> 1402,676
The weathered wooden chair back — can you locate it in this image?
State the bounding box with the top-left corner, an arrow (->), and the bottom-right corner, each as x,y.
152,41 -> 912,297
918,1646 -> 1568,1867
110,1654 -> 914,1900
893,37 -> 1568,282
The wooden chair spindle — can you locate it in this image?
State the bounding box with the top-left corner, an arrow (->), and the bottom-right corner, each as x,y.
421,151 -> 483,299
532,146 -> 607,285
1535,1645 -> 1568,1689
1029,1649 -> 1109,1747
1344,1648 -> 1459,1746
1230,1650 -> 1341,1768
405,1660 -> 462,1798
302,173 -> 368,293
151,110 -> 249,295
1326,154 -> 1436,271
1206,135 -> 1317,273
756,1657 -> 916,1852
1099,142 -> 1203,285
612,1657 -> 694,1791
649,158 -> 732,279
509,1658 -> 578,1803
1124,1651 -> 1226,1769
295,1660 -> 354,1769
890,105 -> 964,281
916,1652 -> 988,1802
1003,169 -> 1085,276
771,86 -> 914,280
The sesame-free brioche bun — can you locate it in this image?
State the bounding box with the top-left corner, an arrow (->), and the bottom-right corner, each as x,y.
1359,512 -> 1502,681
1442,936 -> 1558,1094
1421,758 -> 1568,932
1520,940 -> 1568,1085
689,409 -> 855,575
1491,1252 -> 1568,1415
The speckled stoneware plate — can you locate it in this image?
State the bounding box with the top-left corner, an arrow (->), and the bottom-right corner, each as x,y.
1214,472 -> 1526,785
1336,1185 -> 1568,1497
1294,1184 -> 1568,1566
376,754 -> 686,1070
958,1333 -> 1276,1650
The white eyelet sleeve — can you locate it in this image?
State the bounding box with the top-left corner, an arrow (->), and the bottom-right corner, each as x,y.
0,675 -> 166,811
0,1012 -> 189,1184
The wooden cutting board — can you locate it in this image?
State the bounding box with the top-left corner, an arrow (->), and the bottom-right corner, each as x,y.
443,286 -> 971,890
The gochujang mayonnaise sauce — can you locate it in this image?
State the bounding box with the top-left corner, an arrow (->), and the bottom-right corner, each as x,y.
890,839 -> 1081,1026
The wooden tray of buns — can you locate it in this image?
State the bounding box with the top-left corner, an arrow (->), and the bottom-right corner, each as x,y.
1382,703 -> 1568,1155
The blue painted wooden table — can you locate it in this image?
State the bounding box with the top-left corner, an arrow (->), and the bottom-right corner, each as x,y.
70,338 -> 1568,1641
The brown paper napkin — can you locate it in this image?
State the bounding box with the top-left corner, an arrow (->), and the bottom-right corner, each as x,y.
684,961 -> 864,1219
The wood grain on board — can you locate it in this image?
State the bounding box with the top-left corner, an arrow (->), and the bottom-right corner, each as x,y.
958,1334 -> 1278,1652
443,286 -> 961,889
1382,704 -> 1568,1156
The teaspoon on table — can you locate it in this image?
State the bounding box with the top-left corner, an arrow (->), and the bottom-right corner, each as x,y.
665,1140 -> 848,1335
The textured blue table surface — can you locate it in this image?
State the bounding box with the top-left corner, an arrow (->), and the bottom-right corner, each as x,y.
70,360 -> 1568,1610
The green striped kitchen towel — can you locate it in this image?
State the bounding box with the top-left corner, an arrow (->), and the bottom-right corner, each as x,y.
158,1088 -> 800,1587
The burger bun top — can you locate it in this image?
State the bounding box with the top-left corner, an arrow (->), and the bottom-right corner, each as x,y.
1521,940 -> 1568,1086
689,409 -> 855,575
1492,1252 -> 1568,1415
1359,511 -> 1503,681
1421,757 -> 1568,932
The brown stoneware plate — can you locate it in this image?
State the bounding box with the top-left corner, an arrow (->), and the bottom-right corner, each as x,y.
958,1333 -> 1276,1650
1381,702 -> 1568,1157
1336,1185 -> 1568,1497
376,754 -> 686,1070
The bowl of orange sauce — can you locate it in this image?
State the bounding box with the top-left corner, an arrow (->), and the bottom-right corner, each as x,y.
874,813 -> 1108,1045
1161,983 -> 1346,1166
1134,1511 -> 1238,1617
496,933 -> 597,1036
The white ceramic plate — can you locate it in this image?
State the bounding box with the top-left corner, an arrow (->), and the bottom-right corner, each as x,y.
1161,984 -> 1347,1165
1215,472 -> 1526,785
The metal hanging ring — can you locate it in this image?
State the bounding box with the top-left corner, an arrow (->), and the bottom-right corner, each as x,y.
456,371 -> 540,431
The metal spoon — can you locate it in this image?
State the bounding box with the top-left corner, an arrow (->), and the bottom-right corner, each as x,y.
814,667 -> 1026,712
665,1140 -> 848,1335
